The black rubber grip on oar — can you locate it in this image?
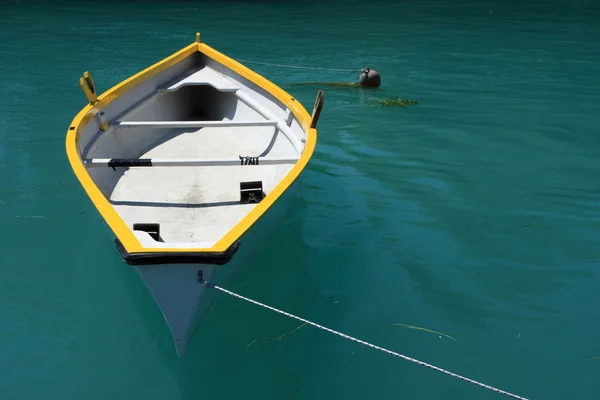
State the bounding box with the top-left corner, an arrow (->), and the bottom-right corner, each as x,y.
108,159 -> 153,170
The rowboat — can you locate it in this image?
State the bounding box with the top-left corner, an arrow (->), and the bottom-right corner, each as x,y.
65,33 -> 323,357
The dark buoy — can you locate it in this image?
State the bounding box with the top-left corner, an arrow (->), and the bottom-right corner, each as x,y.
359,67 -> 381,87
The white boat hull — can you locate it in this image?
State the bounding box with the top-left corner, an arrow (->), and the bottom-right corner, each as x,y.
132,263 -> 216,357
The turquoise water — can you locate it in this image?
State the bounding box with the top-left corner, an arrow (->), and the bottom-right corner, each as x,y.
2,0 -> 600,398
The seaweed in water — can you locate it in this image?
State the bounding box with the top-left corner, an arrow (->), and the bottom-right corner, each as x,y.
285,81 -> 361,88
246,323 -> 307,348
373,98 -> 420,108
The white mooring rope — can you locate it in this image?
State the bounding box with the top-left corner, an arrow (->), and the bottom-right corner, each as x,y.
236,59 -> 360,73
200,280 -> 529,400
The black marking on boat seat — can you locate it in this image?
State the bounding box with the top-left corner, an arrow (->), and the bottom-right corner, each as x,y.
239,156 -> 260,165
133,223 -> 162,242
240,181 -> 264,204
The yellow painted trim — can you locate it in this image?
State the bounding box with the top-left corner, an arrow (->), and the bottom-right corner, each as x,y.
66,37 -> 317,256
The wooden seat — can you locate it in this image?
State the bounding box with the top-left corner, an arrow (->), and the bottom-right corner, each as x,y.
84,157 -> 299,168
115,120 -> 278,128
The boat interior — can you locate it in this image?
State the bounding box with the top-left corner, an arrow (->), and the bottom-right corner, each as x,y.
77,51 -> 308,249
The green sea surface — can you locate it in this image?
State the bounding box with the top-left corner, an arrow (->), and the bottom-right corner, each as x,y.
1,0 -> 600,399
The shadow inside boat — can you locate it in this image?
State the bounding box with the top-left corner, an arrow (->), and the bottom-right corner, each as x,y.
108,199 -> 241,208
